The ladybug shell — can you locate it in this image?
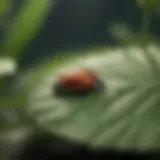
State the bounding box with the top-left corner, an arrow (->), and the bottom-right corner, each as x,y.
54,70 -> 105,96
59,70 -> 96,88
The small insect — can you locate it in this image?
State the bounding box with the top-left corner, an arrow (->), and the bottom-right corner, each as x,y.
54,68 -> 105,96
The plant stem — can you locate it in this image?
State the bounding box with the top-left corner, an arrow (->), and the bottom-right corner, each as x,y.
140,8 -> 150,45
140,7 -> 160,79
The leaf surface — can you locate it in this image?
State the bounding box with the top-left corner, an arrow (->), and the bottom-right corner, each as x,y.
23,45 -> 160,150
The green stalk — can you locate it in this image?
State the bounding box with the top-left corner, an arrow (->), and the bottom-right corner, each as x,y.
140,7 -> 151,45
140,7 -> 160,79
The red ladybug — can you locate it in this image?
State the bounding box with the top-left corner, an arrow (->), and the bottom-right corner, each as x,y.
54,69 -> 104,95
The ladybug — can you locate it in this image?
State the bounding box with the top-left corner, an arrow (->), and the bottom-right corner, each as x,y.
54,69 -> 104,96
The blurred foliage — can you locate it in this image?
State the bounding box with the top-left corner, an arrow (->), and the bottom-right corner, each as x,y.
2,0 -> 53,58
109,23 -> 160,47
0,0 -> 11,16
0,1 -> 53,159
137,0 -> 160,9
0,0 -> 54,130
0,57 -> 16,77
109,23 -> 140,45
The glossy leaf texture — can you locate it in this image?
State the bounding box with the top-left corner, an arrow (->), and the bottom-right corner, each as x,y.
2,0 -> 52,58
22,45 -> 160,151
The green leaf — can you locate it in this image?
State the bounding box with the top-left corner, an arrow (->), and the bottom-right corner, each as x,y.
21,45 -> 160,150
3,0 -> 52,58
137,0 -> 160,9
0,57 -> 18,108
0,57 -> 17,77
109,23 -> 139,45
0,0 -> 11,15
